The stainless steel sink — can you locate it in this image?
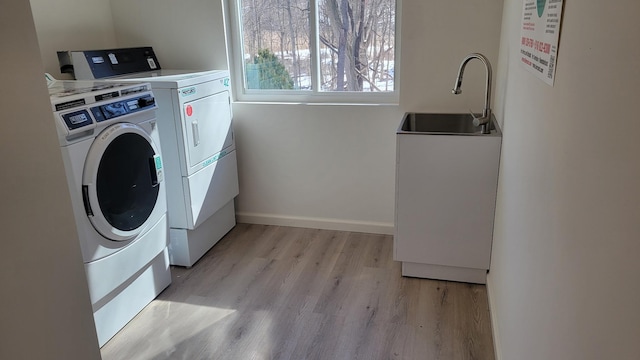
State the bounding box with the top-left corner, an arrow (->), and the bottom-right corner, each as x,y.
398,113 -> 500,136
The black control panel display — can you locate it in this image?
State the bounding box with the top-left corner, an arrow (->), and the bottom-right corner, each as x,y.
101,102 -> 127,118
90,95 -> 156,123
82,47 -> 161,79
62,110 -> 93,130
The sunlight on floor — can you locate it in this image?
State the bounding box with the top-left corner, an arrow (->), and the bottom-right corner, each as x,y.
102,298 -> 237,359
148,299 -> 237,359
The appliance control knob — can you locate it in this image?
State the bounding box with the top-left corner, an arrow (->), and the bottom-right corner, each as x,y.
138,96 -> 156,107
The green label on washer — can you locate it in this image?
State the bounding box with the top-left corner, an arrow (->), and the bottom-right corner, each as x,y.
154,155 -> 163,170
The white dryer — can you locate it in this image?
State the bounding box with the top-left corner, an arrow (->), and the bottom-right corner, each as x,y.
48,80 -> 171,346
61,47 -> 240,267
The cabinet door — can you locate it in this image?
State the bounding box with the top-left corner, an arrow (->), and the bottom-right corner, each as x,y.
394,134 -> 499,270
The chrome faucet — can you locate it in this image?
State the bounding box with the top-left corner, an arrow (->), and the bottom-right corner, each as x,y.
452,53 -> 492,134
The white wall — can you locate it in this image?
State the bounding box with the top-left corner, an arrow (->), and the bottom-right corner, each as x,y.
109,0 -> 229,71
30,0 -> 118,78
231,103 -> 402,233
399,0 -> 503,112
0,1 -> 100,358
488,1 -> 640,359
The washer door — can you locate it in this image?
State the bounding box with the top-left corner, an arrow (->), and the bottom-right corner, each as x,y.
83,123 -> 163,241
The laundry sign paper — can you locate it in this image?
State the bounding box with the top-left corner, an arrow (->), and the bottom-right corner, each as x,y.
520,0 -> 564,86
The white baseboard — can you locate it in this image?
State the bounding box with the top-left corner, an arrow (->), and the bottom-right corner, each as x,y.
402,262 -> 487,284
236,212 -> 394,235
486,273 -> 502,360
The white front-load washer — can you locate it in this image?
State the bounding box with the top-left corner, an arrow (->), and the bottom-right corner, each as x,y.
48,80 -> 171,347
62,47 -> 240,267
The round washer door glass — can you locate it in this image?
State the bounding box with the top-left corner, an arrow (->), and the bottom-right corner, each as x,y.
83,123 -> 162,241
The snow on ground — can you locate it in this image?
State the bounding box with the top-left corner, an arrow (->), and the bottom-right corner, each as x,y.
245,47 -> 395,91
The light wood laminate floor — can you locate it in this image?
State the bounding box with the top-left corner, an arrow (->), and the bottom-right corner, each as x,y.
101,224 -> 495,360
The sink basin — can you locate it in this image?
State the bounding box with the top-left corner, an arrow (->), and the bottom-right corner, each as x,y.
398,112 -> 499,135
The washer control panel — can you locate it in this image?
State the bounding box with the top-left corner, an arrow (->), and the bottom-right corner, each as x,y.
49,80 -> 157,144
90,96 -> 156,123
58,94 -> 155,132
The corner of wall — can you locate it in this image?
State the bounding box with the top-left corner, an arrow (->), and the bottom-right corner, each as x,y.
485,273 -> 502,360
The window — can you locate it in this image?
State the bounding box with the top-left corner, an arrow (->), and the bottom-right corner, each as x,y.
227,0 -> 399,103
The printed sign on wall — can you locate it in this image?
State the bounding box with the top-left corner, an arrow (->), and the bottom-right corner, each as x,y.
520,0 -> 564,86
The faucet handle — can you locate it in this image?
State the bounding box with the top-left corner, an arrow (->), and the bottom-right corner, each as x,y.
469,109 -> 489,127
469,109 -> 481,127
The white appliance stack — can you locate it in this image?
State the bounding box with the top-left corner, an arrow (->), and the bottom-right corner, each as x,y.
60,47 -> 240,267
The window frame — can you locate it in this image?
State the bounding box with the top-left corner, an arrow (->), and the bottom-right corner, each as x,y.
224,0 -> 401,104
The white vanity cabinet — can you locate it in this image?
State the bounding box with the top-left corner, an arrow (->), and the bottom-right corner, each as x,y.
394,113 -> 502,284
